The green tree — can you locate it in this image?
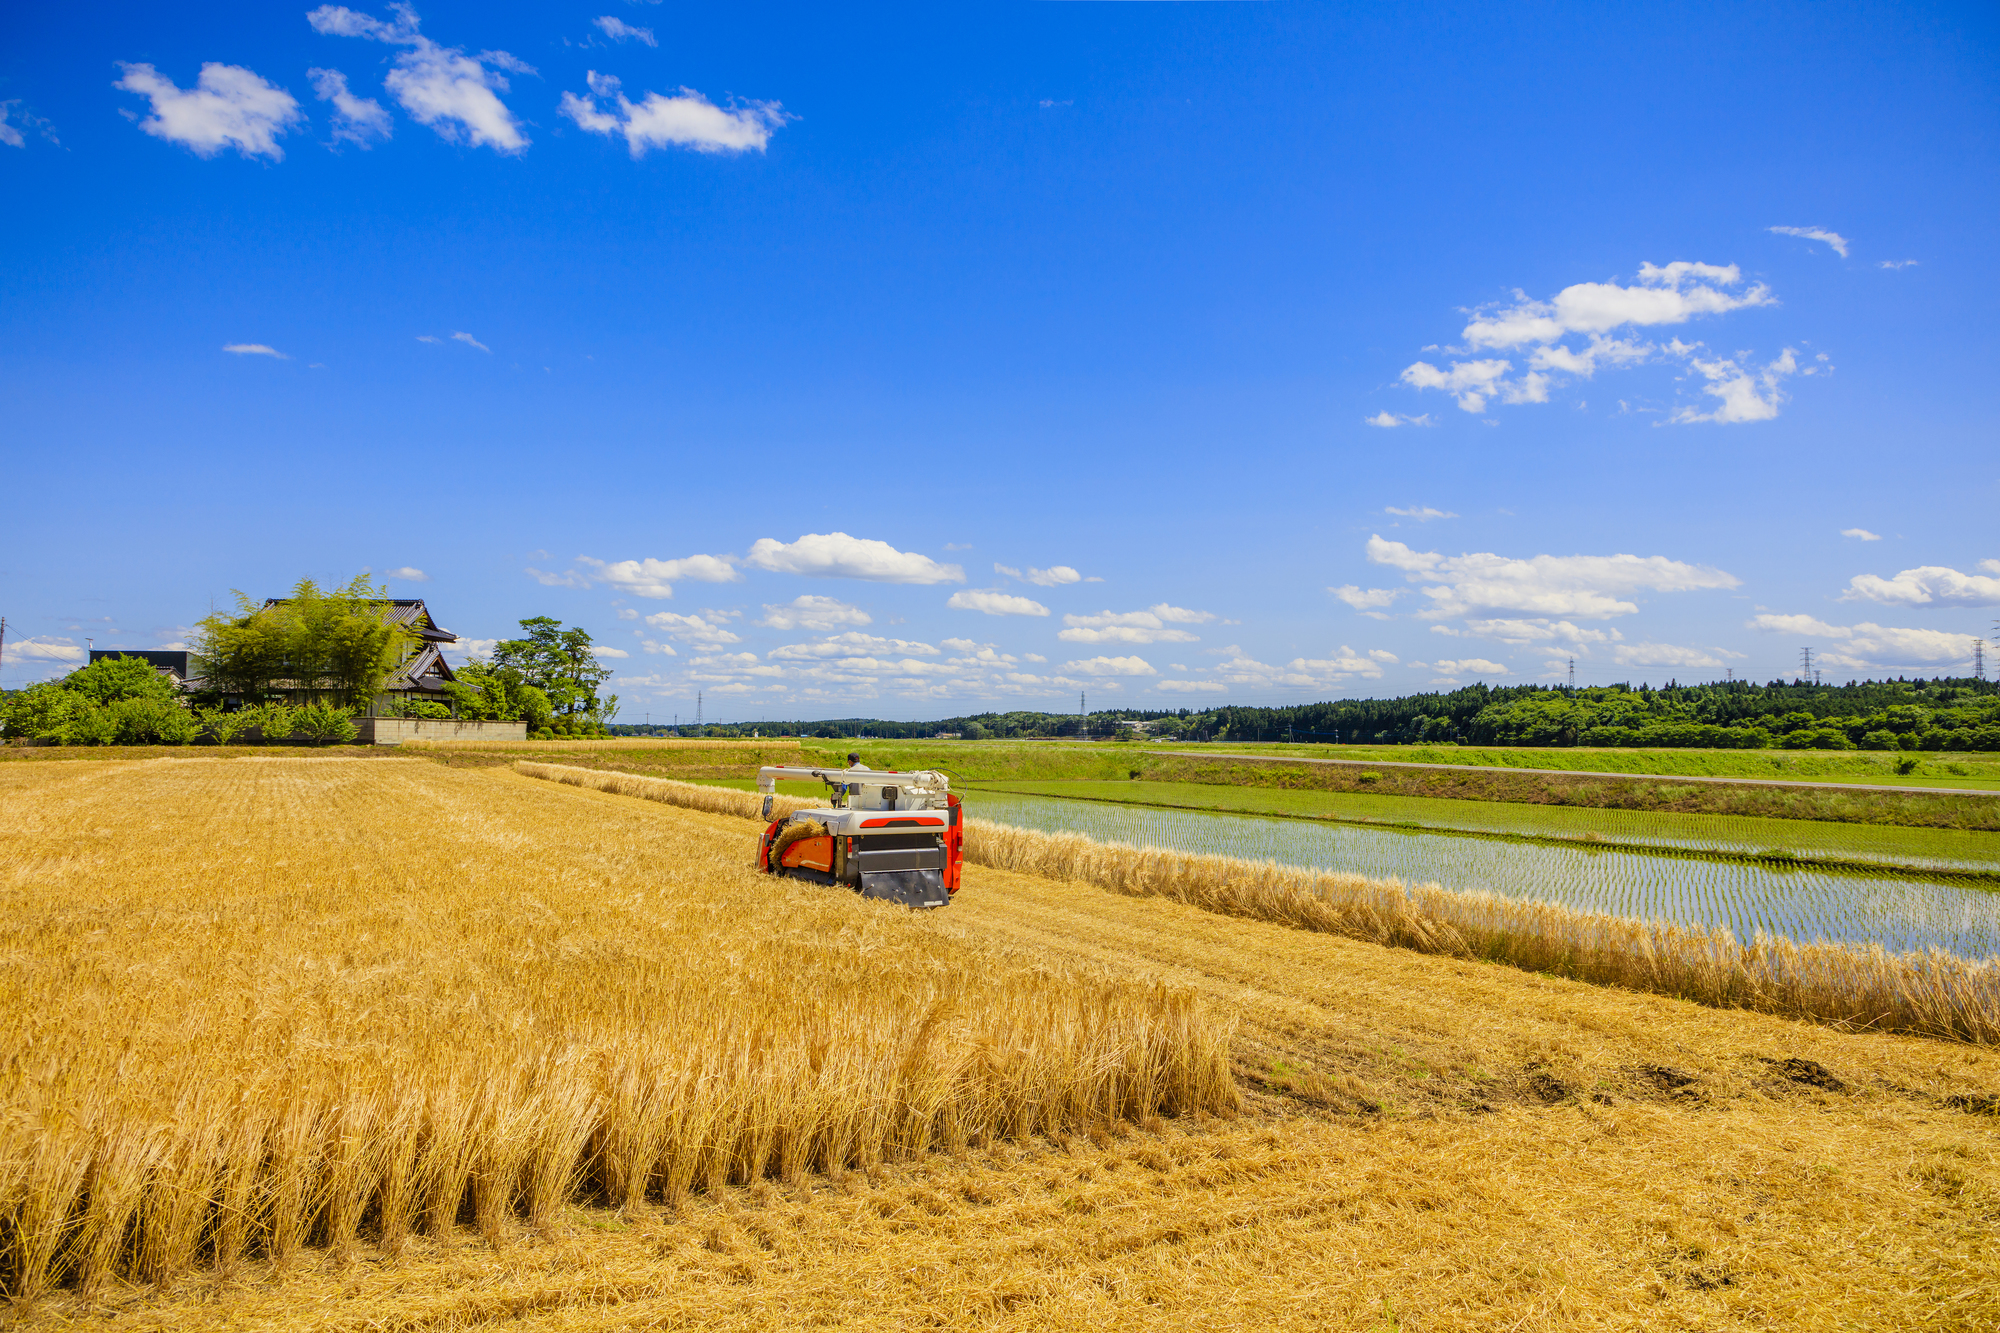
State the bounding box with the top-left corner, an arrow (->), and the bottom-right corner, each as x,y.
443,661 -> 555,729
193,574 -> 414,707
490,617 -> 614,719
63,656 -> 180,705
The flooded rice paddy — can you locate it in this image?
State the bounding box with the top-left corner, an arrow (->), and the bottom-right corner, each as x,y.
967,788 -> 2000,958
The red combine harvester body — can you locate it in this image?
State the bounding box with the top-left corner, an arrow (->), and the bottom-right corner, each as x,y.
753,765 -> 962,909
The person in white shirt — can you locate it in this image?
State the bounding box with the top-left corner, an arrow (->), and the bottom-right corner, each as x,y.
845,752 -> 871,771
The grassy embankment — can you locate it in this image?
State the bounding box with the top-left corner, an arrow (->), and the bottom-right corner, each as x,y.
9,754 -> 2000,1330
525,764 -> 2000,1044
1148,740 -> 2000,789
0,758 -> 1230,1302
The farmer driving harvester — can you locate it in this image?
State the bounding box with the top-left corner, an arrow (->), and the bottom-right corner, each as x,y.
754,758 -> 963,909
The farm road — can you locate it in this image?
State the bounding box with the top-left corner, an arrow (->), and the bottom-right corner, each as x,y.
1159,749 -> 2000,797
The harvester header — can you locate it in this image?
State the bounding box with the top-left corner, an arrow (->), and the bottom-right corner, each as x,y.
753,766 -> 963,909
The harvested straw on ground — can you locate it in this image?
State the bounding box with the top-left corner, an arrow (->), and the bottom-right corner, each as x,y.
517,761 -> 2000,1044
0,759 -> 1234,1298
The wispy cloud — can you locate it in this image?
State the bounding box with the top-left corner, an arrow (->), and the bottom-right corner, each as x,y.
1768,225 -> 1850,258
451,330 -> 490,352
309,5 -> 532,153
593,16 -> 656,46
115,62 -> 302,160
308,67 -> 392,145
1385,506 -> 1456,521
1879,259 -> 1919,270
1840,528 -> 1882,541
383,566 -> 429,581
1749,612 -> 1976,670
1365,411 -> 1434,428
223,343 -> 288,358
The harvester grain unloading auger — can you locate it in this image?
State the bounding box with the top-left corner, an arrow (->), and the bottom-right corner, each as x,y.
754,766 -> 963,909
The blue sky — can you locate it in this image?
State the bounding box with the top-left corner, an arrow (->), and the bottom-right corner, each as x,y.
3,2 -> 1996,720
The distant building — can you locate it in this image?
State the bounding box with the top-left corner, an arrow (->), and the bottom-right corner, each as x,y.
124,599 -> 465,714
88,649 -> 192,680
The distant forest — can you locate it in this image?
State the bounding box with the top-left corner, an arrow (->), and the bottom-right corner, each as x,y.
616,677 -> 2000,751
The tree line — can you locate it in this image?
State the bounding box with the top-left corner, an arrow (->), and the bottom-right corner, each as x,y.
625,677 -> 2000,751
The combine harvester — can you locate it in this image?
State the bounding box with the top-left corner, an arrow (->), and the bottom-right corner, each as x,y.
754,764 -> 963,909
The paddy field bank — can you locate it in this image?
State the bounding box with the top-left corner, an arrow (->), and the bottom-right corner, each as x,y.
1,739 -> 1997,1330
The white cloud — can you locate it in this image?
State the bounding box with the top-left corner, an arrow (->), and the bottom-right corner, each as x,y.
1451,617 -> 1617,646
1058,606 -> 1210,645
757,595 -> 871,631
576,554 -> 741,598
591,645 -> 630,659
1206,644 -> 1389,689
1879,260 -> 1919,270
1399,262 -> 1776,417
992,563 -> 1096,586
525,566 -> 588,588
451,331 -> 490,352
1329,585 -> 1402,616
308,67 -> 391,145
1462,263 -> 1771,350
115,62 -> 302,160
1023,653 -> 1047,663
1366,411 -> 1435,428
641,611 -> 742,647
9,637 -> 85,663
1156,680 -> 1227,693
309,5 -> 530,152
223,343 -> 287,358
1670,345 -> 1797,424
0,102 -> 28,149
1061,655 -> 1158,677
1385,506 -> 1456,521
1430,657 -> 1507,676
384,566 -> 429,582
947,590 -> 1049,617
593,16 -> 657,45
1768,225 -> 1850,258
1366,534 -> 1738,620
1840,564 -> 2000,609
1612,643 -> 1726,669
560,75 -> 785,156
448,636 -> 497,659
770,633 -> 941,661
1748,613 -> 1976,668
1399,357 -> 1511,413
1841,528 -> 1882,542
748,532 -> 963,584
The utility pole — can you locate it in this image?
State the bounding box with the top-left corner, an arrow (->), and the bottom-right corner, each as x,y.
1079,691 -> 1086,741
696,690 -> 703,737
0,616 -> 7,687
1567,656 -> 1575,690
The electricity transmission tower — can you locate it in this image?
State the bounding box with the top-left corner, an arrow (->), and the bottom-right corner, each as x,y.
1567,656 -> 1575,689
1976,639 -> 1988,683
1799,647 -> 1814,682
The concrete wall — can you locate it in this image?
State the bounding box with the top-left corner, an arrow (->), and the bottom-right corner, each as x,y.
353,718 -> 529,746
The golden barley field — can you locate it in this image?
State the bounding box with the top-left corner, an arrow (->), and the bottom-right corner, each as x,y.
3,755 -> 1998,1331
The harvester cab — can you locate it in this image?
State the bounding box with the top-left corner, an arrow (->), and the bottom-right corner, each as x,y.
754,765 -> 962,909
